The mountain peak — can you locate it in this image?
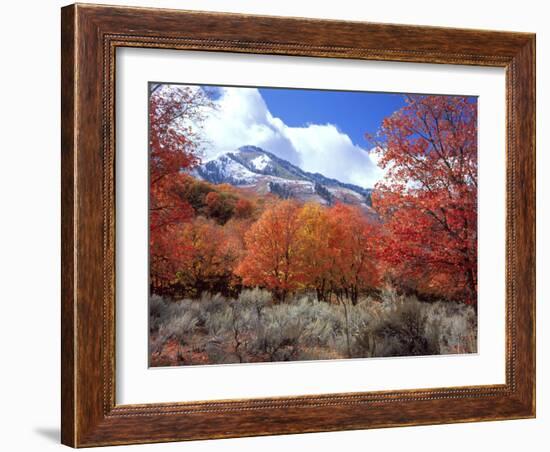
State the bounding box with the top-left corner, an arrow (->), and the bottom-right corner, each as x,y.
196,146 -> 373,211
237,145 -> 267,154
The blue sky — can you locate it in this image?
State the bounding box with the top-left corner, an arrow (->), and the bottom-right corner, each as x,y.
258,88 -> 407,147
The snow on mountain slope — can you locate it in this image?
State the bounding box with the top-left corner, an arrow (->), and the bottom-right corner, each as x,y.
195,146 -> 374,212
250,154 -> 271,171
196,154 -> 259,186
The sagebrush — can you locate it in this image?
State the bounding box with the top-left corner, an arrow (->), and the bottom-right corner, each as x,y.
149,288 -> 477,366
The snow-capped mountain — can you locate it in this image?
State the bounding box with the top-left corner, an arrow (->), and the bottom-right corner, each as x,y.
195,146 -> 374,211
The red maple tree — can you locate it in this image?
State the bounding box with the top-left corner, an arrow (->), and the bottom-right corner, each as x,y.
370,95 -> 478,304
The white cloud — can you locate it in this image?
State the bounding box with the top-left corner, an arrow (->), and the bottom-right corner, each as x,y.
199,86 -> 384,188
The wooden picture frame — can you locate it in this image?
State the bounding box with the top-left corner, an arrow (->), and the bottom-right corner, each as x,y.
61,3 -> 535,447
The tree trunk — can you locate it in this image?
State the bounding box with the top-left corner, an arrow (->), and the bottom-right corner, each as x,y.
339,296 -> 352,359
466,266 -> 477,311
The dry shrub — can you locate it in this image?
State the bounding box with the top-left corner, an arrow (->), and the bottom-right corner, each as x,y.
150,287 -> 477,364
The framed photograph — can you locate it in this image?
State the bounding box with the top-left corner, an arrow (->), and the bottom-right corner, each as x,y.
61,3 -> 536,447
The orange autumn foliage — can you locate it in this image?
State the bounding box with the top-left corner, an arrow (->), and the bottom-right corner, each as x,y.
296,204 -> 333,301
173,218 -> 241,296
235,201 -> 381,303
235,200 -> 306,301
325,204 -> 381,304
